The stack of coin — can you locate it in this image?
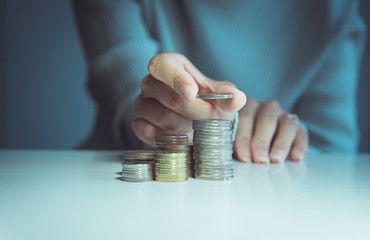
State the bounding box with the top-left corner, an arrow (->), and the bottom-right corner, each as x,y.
154,151 -> 189,182
193,119 -> 234,180
155,134 -> 189,148
155,134 -> 193,178
121,150 -> 155,182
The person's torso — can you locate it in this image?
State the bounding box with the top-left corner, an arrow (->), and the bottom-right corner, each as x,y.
140,0 -> 342,111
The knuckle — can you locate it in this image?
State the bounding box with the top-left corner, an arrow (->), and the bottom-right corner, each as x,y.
235,136 -> 251,147
251,139 -> 269,150
267,99 -> 280,107
261,113 -> 276,125
141,75 -> 150,91
166,93 -> 183,110
148,54 -> 164,73
282,116 -> 299,128
160,109 -> 179,131
174,52 -> 187,61
264,99 -> 282,112
272,141 -> 289,151
171,70 -> 182,91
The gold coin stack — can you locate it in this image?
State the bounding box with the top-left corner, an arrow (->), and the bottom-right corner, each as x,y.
121,150 -> 155,182
154,151 -> 189,182
155,134 -> 193,177
154,135 -> 193,182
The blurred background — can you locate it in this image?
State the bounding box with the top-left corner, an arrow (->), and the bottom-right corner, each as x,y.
1,0 -> 369,152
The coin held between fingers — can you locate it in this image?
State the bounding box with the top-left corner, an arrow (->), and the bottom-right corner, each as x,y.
197,93 -> 234,99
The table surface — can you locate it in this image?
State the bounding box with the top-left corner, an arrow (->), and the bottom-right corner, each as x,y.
0,150 -> 369,240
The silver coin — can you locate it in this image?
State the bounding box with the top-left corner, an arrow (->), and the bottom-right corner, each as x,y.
193,120 -> 232,124
194,131 -> 232,137
121,161 -> 154,182
192,118 -> 234,181
197,93 -> 234,99
194,175 -> 234,181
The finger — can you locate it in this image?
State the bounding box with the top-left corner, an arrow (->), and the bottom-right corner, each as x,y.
133,97 -> 192,133
251,100 -> 283,164
269,114 -> 299,163
130,118 -> 161,147
141,75 -> 220,120
148,53 -> 198,101
290,126 -> 309,162
203,81 -> 246,113
234,99 -> 260,163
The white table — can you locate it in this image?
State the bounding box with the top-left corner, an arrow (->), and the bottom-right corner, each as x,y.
0,150 -> 369,240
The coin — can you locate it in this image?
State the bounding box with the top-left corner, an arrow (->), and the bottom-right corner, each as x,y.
124,150 -> 155,160
193,119 -> 234,181
154,136 -> 193,181
197,93 -> 234,99
121,154 -> 154,182
120,116 -> 236,182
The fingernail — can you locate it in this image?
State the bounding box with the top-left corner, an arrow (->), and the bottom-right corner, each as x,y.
239,149 -> 251,163
271,150 -> 286,163
255,150 -> 270,163
241,157 -> 251,163
180,85 -> 196,101
296,153 -> 305,162
271,155 -> 283,163
257,156 -> 269,164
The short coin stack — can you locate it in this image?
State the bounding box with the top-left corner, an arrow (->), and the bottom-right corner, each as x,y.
193,119 -> 234,180
154,134 -> 192,182
121,150 -> 155,182
155,134 -> 193,178
154,151 -> 189,182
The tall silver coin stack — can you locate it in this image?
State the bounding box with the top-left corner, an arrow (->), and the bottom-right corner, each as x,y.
193,119 -> 234,180
121,150 -> 155,182
155,134 -> 193,178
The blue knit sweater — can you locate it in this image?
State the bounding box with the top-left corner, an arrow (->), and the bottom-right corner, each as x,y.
73,0 -> 366,152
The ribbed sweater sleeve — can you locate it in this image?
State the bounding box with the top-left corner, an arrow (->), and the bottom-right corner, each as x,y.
295,0 -> 366,153
73,0 -> 158,149
73,0 -> 366,152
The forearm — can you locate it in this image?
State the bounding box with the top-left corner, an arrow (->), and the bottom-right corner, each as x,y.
73,0 -> 159,149
295,0 -> 366,153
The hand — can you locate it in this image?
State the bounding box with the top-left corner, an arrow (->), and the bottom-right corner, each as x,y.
234,98 -> 309,163
131,52 -> 247,147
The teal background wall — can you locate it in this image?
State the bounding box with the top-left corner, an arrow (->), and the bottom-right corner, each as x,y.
1,0 -> 94,149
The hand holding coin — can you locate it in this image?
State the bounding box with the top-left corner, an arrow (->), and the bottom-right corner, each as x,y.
131,52 -> 246,147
